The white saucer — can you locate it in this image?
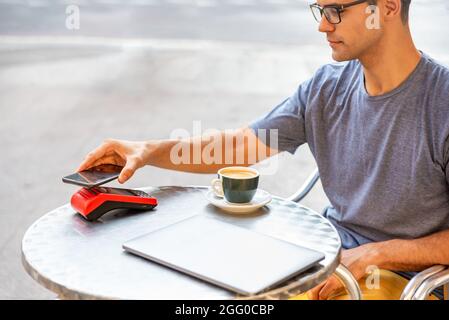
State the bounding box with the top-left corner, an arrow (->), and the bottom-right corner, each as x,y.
205,188 -> 272,213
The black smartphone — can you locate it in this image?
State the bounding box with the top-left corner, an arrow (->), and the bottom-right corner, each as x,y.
62,164 -> 124,188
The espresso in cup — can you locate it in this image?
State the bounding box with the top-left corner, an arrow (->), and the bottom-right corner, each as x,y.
211,167 -> 259,204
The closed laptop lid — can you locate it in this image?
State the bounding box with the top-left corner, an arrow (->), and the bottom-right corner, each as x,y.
123,215 -> 325,295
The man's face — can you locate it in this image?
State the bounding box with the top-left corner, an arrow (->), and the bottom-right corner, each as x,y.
316,0 -> 383,61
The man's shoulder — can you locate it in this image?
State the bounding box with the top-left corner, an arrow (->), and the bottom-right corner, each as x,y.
310,60 -> 360,88
422,52 -> 449,70
302,60 -> 360,99
314,60 -> 360,79
420,53 -> 449,88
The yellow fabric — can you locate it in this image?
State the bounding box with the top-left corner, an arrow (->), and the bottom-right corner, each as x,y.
290,269 -> 439,300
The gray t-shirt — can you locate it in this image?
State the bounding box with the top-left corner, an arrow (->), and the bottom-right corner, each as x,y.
250,52 -> 449,250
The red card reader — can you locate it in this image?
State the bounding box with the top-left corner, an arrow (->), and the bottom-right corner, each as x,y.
71,186 -> 158,221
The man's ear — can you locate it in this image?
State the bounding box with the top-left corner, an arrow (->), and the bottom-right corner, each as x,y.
382,0 -> 402,21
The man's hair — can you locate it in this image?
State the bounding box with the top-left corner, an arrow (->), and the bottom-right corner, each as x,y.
400,0 -> 411,23
369,0 -> 411,24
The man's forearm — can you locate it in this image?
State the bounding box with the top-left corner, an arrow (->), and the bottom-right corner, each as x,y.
144,127 -> 277,174
374,229 -> 449,272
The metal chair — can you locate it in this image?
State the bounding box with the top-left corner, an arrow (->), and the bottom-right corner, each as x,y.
288,169 -> 449,300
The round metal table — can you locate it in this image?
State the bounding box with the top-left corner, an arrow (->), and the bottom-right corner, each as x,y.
22,186 -> 347,300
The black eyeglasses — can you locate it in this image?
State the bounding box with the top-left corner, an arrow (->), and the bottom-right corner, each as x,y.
310,0 -> 369,25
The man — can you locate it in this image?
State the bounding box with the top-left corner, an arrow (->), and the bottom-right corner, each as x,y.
78,0 -> 449,299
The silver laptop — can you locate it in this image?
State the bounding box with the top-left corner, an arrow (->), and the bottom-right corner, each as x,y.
122,215 -> 325,295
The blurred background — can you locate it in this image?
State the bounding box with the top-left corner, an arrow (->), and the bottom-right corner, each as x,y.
1,0 -> 448,299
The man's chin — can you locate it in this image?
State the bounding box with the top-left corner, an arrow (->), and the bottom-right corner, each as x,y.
331,49 -> 353,62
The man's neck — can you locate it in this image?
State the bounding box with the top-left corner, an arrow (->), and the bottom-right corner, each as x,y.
359,27 -> 421,96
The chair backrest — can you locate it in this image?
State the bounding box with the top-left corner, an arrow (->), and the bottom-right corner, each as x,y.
286,168 -> 320,203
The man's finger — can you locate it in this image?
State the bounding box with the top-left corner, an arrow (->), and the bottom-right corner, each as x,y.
306,281 -> 327,300
118,158 -> 138,184
77,143 -> 110,172
318,276 -> 342,300
88,155 -> 125,169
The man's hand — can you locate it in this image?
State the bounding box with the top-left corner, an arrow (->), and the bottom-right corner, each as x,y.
77,139 -> 154,184
307,242 -> 383,300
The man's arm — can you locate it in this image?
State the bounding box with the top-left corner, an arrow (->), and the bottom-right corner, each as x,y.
375,228 -> 449,270
307,228 -> 449,300
77,126 -> 278,183
146,127 -> 278,174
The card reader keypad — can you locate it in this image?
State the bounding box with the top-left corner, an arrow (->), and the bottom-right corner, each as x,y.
132,190 -> 151,198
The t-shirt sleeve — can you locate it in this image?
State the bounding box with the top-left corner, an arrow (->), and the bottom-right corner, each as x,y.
249,78 -> 312,154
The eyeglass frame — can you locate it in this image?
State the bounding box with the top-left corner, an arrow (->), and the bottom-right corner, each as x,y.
310,0 -> 371,25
